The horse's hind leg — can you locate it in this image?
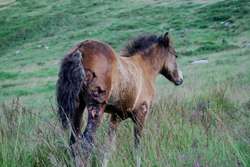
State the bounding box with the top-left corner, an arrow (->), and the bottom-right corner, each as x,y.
102,114 -> 121,167
81,87 -> 108,160
70,92 -> 86,157
82,104 -> 106,160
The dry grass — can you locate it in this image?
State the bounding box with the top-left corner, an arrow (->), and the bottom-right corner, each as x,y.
1,66 -> 249,166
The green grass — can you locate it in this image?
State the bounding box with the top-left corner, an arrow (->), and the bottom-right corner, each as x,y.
0,0 -> 250,166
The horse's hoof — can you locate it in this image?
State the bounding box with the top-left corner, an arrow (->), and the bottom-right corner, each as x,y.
81,139 -> 94,154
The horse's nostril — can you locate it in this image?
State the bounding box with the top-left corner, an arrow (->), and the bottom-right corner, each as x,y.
174,77 -> 183,86
179,77 -> 183,85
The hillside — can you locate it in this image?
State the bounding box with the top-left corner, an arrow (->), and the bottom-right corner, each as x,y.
0,0 -> 249,105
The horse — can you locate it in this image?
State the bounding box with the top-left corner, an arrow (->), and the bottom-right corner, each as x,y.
56,32 -> 183,166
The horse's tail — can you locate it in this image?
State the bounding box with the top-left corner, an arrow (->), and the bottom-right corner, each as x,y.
56,50 -> 85,128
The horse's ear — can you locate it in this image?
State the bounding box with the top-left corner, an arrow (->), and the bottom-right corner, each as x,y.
164,32 -> 169,46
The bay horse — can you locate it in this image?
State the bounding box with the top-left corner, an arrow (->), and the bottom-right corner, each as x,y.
56,32 -> 183,166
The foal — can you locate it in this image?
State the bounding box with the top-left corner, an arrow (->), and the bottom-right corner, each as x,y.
56,32 -> 183,166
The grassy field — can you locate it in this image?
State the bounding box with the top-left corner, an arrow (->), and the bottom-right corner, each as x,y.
0,0 -> 250,166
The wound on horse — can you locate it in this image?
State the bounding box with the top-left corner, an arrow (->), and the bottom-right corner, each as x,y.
88,104 -> 100,119
89,87 -> 106,119
140,102 -> 147,117
91,87 -> 106,104
83,69 -> 96,88
83,69 -> 107,120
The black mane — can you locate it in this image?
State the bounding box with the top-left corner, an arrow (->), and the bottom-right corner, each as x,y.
122,33 -> 169,57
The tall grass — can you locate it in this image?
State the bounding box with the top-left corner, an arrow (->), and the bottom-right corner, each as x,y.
1,78 -> 249,166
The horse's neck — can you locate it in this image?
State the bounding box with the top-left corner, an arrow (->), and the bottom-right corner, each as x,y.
140,51 -> 164,82
122,55 -> 162,83
117,57 -> 143,80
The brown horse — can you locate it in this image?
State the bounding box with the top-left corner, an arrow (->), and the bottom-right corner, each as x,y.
56,32 -> 183,166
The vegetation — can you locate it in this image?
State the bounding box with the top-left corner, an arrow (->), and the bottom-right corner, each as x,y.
0,0 -> 249,166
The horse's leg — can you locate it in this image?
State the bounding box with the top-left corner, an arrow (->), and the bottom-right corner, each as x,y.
81,94 -> 107,160
132,102 -> 149,167
70,93 -> 86,157
133,121 -> 144,167
102,114 -> 121,167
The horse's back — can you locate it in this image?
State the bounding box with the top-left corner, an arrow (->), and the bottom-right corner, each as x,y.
70,40 -> 117,60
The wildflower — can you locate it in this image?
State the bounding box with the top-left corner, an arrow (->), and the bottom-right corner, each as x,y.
176,156 -> 178,160
202,146 -> 207,150
194,144 -> 197,148
192,111 -> 196,115
195,162 -> 199,167
184,154 -> 188,160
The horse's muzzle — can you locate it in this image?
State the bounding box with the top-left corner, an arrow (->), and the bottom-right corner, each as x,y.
174,78 -> 183,86
174,73 -> 184,86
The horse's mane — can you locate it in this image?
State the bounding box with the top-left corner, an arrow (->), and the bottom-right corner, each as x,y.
121,33 -> 171,57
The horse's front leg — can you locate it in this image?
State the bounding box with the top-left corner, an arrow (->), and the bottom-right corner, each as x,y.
132,102 -> 149,167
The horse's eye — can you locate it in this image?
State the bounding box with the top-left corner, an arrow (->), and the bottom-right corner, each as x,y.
175,54 -> 178,58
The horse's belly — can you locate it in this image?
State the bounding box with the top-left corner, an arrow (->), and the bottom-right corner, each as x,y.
107,93 -> 118,105
105,103 -> 134,114
107,93 -> 137,113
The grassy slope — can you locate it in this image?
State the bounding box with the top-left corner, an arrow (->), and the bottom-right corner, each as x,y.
0,1 -> 250,106
0,0 -> 249,106
0,0 -> 250,166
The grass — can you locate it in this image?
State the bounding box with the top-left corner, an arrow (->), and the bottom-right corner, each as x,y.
0,0 -> 250,166
1,77 -> 249,166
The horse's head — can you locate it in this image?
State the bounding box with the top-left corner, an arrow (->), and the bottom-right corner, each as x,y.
160,32 -> 184,86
